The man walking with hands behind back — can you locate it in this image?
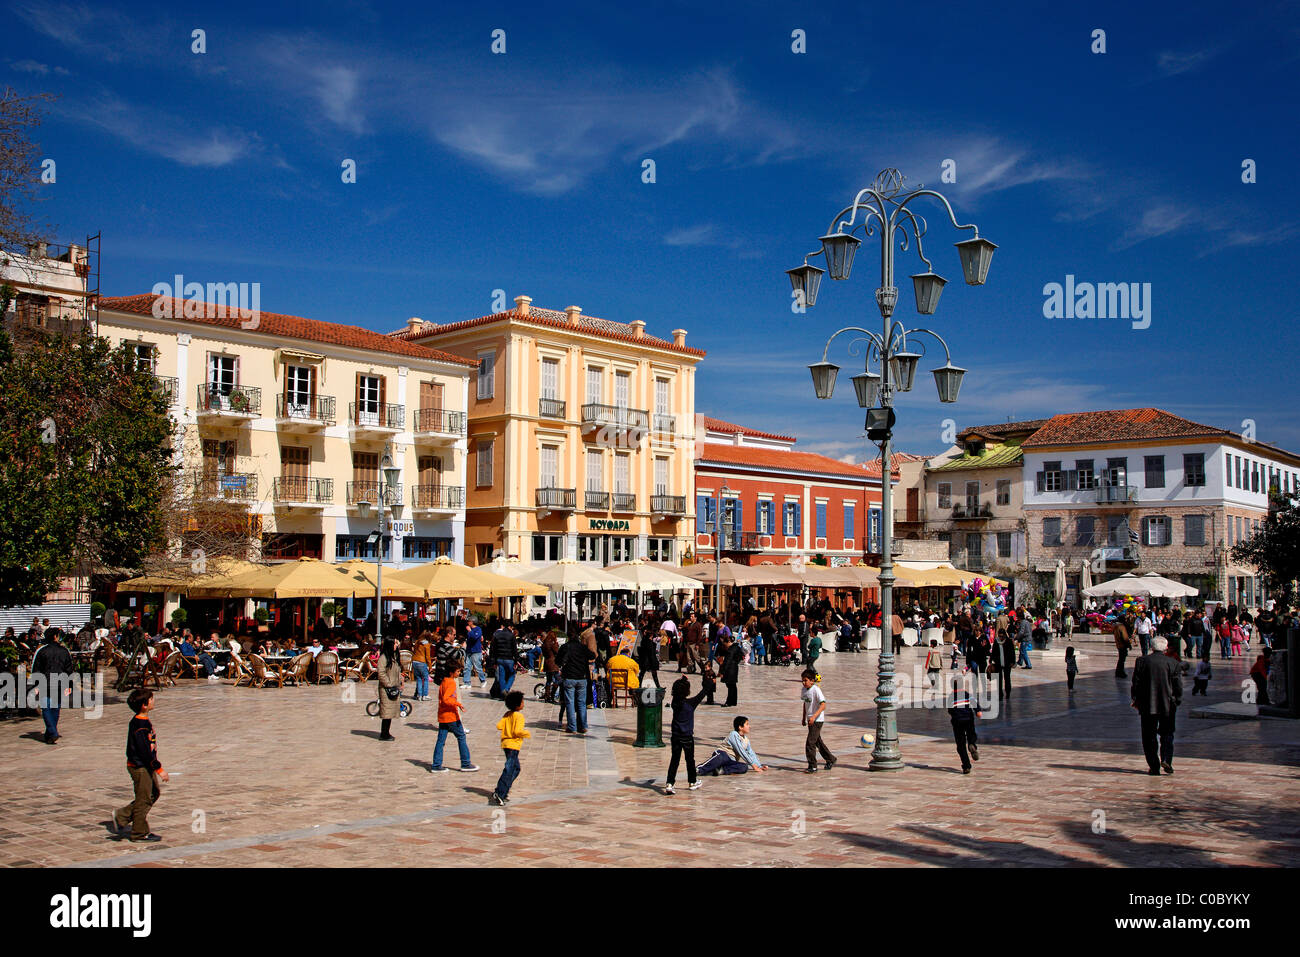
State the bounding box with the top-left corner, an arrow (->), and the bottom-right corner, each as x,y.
1131,636 -> 1182,776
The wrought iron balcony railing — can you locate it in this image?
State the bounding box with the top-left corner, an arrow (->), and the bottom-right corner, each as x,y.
273,476 -> 333,504
581,403 -> 649,431
584,490 -> 609,511
276,394 -> 336,424
349,402 -> 404,430
412,485 -> 465,509
651,494 -> 686,514
194,471 -> 258,500
612,492 -> 637,512
413,408 -> 466,434
347,481 -> 402,506
197,383 -> 261,415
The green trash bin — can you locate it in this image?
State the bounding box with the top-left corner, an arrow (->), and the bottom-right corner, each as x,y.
633,682 -> 667,748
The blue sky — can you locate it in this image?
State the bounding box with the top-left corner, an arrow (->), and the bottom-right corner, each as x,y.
7,0 -> 1299,460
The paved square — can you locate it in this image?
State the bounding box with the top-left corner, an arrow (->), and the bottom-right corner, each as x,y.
3,644 -> 1297,867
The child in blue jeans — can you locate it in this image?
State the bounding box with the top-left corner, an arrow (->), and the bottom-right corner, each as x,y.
491,691 -> 530,805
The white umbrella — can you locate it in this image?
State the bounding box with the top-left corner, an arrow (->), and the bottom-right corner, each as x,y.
1053,559 -> 1067,606
1139,572 -> 1199,598
1083,573 -> 1151,597
1080,558 -> 1093,597
605,560 -> 702,593
517,559 -> 629,621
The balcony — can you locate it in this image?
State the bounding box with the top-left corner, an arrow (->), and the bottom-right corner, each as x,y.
584,490 -> 610,511
1095,484 -> 1137,504
194,471 -> 258,501
412,407 -> 466,443
275,394 -> 336,431
272,476 -> 333,508
1096,544 -> 1140,563
581,403 -> 649,434
952,503 -> 993,520
718,531 -> 762,552
651,494 -> 686,515
612,492 -> 637,512
536,487 -> 577,512
957,553 -> 989,572
652,413 -> 676,434
538,397 -> 567,420
196,384 -> 261,420
412,484 -> 465,513
152,375 -> 179,406
348,402 -> 404,438
347,481 -> 403,509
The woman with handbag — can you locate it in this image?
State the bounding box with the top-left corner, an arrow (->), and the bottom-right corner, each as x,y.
377,636 -> 403,741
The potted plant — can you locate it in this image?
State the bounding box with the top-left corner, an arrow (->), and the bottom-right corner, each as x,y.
320,602 -> 339,627
90,601 -> 106,623
230,390 -> 250,413
171,607 -> 187,627
253,607 -> 270,633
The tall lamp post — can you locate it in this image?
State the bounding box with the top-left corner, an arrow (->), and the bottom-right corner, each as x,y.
713,484 -> 734,617
356,440 -> 404,643
788,168 -> 996,771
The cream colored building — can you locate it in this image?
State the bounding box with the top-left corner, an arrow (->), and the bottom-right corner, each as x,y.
96,294 -> 477,571
396,296 -> 704,567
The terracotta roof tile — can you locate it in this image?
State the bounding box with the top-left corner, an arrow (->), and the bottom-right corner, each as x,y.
700,416 -> 796,443
1020,408 -> 1232,448
396,306 -> 706,358
698,443 -> 882,482
97,295 -> 479,367
958,418 -> 1049,439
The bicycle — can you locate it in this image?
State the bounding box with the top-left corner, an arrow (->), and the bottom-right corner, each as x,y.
534,676 -> 560,703
366,694 -> 414,718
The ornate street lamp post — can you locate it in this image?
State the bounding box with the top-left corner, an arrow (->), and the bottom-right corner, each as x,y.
356,440 -> 404,643
789,168 -> 995,771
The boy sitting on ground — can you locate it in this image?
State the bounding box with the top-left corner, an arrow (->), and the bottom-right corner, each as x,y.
696,715 -> 769,776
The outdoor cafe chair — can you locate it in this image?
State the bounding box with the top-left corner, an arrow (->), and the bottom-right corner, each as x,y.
227,652 -> 255,688
609,669 -> 633,708
284,653 -> 312,687
314,651 -> 340,684
159,651 -> 184,685
341,655 -> 374,683
249,654 -> 285,689
175,653 -> 204,680
399,649 -> 413,680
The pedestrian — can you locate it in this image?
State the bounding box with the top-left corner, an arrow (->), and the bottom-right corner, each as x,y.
1065,645 -> 1078,692
463,617 -> 488,691
719,633 -> 743,708
800,669 -> 835,773
890,611 -> 905,656
411,632 -> 433,701
924,639 -> 943,688
491,690 -> 530,806
112,688 -> 168,842
1191,657 -> 1212,696
806,627 -> 823,679
1113,615 -> 1134,678
1131,636 -> 1182,776
696,715 -> 770,776
947,683 -> 981,774
991,630 -> 1016,699
636,626 -> 660,688
1249,649 -> 1271,705
1135,611 -> 1153,656
376,636 -> 404,741
30,628 -> 74,744
489,619 -> 518,698
1016,614 -> 1033,669
430,664 -> 479,772
663,676 -> 707,794
700,660 -> 717,705
556,632 -> 595,734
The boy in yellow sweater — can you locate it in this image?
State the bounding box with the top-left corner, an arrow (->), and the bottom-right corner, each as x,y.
491,690 -> 530,806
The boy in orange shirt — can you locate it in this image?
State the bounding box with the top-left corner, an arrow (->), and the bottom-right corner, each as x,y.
430,664 -> 479,773
491,690 -> 530,805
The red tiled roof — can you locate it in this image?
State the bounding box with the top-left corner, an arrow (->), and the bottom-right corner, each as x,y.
958,418 -> 1049,439
98,295 -> 479,367
1020,408 -> 1231,448
697,443 -> 882,482
858,451 -> 918,477
396,306 -> 706,358
700,416 -> 796,443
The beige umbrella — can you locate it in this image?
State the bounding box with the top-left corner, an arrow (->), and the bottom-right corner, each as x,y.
119,556 -> 264,595
606,560 -> 703,593
1080,558 -> 1093,597
1053,559 -> 1067,607
1139,572 -> 1198,598
1083,572 -> 1150,598
386,557 -> 549,599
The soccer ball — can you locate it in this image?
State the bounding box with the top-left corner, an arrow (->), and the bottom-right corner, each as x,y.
860,732 -> 875,749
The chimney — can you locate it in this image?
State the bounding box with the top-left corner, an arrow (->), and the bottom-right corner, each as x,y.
514,295 -> 531,316
672,328 -> 687,348
630,320 -> 646,339
565,305 -> 582,326
406,316 -> 424,335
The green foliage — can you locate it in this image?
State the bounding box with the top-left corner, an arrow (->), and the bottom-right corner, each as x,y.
1231,502 -> 1300,605
253,607 -> 269,623
0,327 -> 174,606
810,553 -> 828,566
90,601 -> 106,620
320,602 -> 339,618
170,607 -> 187,625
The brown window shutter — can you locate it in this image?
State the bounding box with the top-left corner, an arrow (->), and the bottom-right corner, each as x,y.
379,376 -> 387,412
355,373 -> 362,421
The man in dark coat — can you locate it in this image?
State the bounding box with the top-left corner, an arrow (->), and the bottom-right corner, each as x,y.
719,634 -> 744,707
1113,614 -> 1135,678
1131,636 -> 1183,775
31,628 -> 75,744
990,632 -> 1017,698
489,620 -> 518,697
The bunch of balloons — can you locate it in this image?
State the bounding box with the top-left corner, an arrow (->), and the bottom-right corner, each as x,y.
961,577 -> 1008,615
1103,594 -> 1145,621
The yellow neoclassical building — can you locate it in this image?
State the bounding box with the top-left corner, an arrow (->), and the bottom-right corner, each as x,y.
97,294 -> 477,573
394,296 -> 704,567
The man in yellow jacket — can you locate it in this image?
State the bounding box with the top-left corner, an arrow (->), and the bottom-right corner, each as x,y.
608,651 -> 641,689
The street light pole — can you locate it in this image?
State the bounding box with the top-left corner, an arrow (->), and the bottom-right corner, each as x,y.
359,440 -> 404,645
791,168 -> 995,772
714,484 -> 733,619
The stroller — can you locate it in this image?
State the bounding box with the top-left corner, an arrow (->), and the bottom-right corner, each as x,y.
770,633 -> 800,666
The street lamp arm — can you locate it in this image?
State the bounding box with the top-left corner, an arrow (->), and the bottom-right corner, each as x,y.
895,206 -> 934,273
901,327 -> 956,365
894,188 -> 981,238
827,194 -> 886,237
817,325 -> 885,363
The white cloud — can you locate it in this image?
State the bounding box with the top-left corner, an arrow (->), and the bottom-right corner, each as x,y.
1158,48 -> 1217,76
58,91 -> 255,168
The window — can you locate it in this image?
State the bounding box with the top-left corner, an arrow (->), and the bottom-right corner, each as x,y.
997,531 -> 1012,558
285,365 -> 314,414
541,358 -> 559,400
476,437 -> 494,486
1251,461 -> 1259,492
996,480 -> 1011,505
757,501 -> 773,535
647,538 -> 674,563
356,374 -> 382,424
577,536 -> 603,563
532,534 -> 562,562
1143,516 -> 1171,546
1184,453 -> 1206,487
1184,515 -> 1206,546
1235,456 -> 1242,488
697,495 -> 716,531
610,537 -> 636,563
540,445 -> 559,488
1075,515 -> 1095,546
585,367 -> 602,404
1040,461 -> 1064,493
965,481 -> 980,509
843,503 -> 855,542
477,351 -> 495,399
402,537 -> 453,560
1075,459 -> 1096,490
1144,455 -> 1165,488
614,371 -> 630,409
614,453 -> 630,494
202,439 -> 237,476
937,483 -> 952,509
654,457 -> 668,495
586,449 -> 603,492
1042,518 -> 1062,546
1104,457 -> 1127,488
816,502 -> 827,539
966,532 -> 982,558
208,353 -> 237,393
784,502 -> 800,536
126,341 -> 157,372
336,534 -> 390,560
655,379 -> 669,415
1107,515 -> 1127,547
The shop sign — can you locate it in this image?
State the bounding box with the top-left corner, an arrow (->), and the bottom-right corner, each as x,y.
588,519 -> 631,531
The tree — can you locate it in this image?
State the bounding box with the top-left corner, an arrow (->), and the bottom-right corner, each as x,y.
1230,493 -> 1300,605
0,326 -> 175,606
0,86 -> 57,256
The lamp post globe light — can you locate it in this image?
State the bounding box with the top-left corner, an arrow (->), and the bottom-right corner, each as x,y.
356,440 -> 403,643
789,168 -> 995,771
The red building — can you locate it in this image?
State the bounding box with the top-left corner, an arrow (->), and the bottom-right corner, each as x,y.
693,416 -> 895,566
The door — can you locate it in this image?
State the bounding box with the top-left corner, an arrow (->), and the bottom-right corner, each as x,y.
281,446 -> 309,500
356,374 -> 382,425
285,365 -> 314,417
615,371 -> 629,409
353,451 -> 379,503
906,487 -> 919,522
202,440 -> 237,496
207,354 -> 237,407
419,454 -> 441,507
541,360 -> 558,400
654,457 -> 668,495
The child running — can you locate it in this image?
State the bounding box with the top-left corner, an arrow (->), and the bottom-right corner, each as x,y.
664,676 -> 707,794
113,689 -> 168,842
1065,645 -> 1078,692
430,664 -> 479,773
801,669 -> 835,773
948,683 -> 982,774
1191,657 -> 1212,696
491,691 -> 530,805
